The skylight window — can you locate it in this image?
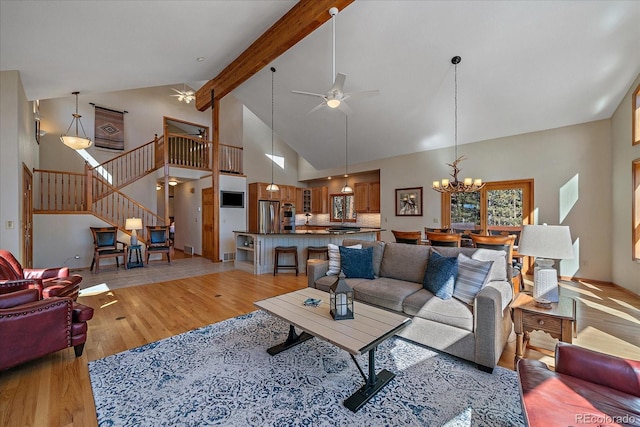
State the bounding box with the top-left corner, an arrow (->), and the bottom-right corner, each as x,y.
77,149 -> 112,184
265,153 -> 284,169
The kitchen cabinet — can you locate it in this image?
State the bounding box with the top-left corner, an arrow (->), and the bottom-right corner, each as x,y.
354,182 -> 380,213
297,188 -> 311,213
251,182 -> 280,200
310,187 -> 328,214
280,185 -> 296,204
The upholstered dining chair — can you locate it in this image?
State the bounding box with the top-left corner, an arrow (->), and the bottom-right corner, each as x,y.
391,230 -> 422,245
146,225 -> 171,265
426,232 -> 462,247
471,234 -> 521,294
90,226 -> 128,273
0,250 -> 82,300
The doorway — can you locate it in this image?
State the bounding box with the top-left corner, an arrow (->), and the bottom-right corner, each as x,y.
22,164 -> 33,268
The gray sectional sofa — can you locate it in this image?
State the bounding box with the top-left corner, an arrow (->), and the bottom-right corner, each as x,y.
307,239 -> 514,372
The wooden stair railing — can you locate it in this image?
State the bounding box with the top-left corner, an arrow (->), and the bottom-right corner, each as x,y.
90,136 -> 161,201
33,169 -> 86,212
90,175 -> 165,243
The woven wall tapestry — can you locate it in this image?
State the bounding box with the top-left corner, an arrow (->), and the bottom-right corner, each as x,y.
94,106 -> 125,150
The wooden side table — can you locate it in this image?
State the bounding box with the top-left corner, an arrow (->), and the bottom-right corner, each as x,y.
510,293 -> 576,369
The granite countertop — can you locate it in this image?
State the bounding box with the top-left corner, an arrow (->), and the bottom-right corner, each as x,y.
235,228 -> 383,236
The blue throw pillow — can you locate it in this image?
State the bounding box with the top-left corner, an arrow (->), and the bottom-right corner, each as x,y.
422,251 -> 459,299
339,246 -> 375,279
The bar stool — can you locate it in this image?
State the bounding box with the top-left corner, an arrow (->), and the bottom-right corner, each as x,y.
306,246 -> 329,275
274,246 -> 298,276
306,246 -> 329,261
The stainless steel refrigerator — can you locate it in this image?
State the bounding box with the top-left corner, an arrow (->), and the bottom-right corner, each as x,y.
258,200 -> 280,234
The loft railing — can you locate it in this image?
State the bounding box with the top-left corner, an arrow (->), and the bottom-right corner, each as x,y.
33,169 -> 86,212
166,133 -> 212,170
219,144 -> 243,174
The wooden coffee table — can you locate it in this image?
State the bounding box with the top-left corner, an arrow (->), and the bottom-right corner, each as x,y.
254,288 -> 412,413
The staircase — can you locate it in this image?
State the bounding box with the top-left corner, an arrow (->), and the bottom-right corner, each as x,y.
33,133 -> 243,243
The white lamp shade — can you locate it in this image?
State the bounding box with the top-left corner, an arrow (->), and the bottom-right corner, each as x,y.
517,225 -> 574,259
60,135 -> 92,150
125,218 -> 143,231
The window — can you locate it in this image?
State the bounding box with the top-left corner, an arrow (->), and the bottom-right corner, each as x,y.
634,84 -> 640,146
330,194 -> 356,222
634,159 -> 640,260
441,179 -> 533,232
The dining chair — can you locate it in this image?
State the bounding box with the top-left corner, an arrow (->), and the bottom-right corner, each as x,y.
391,230 -> 422,245
426,232 -> 462,247
425,227 -> 451,234
470,234 -> 521,295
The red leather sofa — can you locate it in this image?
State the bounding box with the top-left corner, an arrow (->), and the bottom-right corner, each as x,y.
0,287 -> 94,370
0,250 -> 82,300
517,342 -> 640,427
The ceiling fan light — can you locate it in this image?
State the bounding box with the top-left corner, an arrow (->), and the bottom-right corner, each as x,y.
327,99 -> 341,108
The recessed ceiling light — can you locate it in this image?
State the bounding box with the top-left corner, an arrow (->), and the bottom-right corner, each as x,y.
196,57 -> 205,62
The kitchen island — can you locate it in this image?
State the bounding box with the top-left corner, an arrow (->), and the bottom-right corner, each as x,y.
234,228 -> 381,275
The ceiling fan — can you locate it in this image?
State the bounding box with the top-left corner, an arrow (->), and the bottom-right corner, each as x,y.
171,84 -> 195,104
291,7 -> 379,115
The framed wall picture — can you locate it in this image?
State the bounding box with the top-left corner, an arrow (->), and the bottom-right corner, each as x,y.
395,187 -> 423,216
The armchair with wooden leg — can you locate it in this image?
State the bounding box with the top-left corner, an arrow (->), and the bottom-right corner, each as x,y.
90,227 -> 128,273
146,225 -> 171,265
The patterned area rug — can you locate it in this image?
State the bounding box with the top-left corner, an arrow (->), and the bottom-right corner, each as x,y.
89,311 -> 524,426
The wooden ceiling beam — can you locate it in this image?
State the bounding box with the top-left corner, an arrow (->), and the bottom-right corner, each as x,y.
195,0 -> 354,111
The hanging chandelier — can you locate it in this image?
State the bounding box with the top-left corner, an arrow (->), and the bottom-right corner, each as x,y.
341,115 -> 353,193
432,56 -> 484,193
266,67 -> 280,192
60,91 -> 92,150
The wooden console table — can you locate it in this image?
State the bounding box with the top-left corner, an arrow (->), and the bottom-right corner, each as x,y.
511,292 -> 576,369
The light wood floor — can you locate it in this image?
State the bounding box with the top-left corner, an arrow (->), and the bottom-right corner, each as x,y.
1,265 -> 638,427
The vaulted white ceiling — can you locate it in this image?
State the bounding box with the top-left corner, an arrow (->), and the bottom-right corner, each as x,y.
2,1 -> 639,170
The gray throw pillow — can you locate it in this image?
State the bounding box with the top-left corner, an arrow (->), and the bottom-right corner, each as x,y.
453,253 -> 493,305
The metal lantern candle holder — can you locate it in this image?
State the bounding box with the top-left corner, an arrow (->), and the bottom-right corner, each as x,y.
330,278 -> 354,320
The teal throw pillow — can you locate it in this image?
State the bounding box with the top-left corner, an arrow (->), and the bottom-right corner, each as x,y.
422,251 -> 459,299
339,246 -> 375,279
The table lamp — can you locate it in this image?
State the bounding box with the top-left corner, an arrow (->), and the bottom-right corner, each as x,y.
125,218 -> 143,246
517,224 -> 574,302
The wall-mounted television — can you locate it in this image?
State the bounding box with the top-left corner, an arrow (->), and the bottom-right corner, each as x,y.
220,191 -> 244,208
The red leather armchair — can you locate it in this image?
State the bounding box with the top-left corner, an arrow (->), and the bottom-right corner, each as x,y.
517,342 -> 640,427
0,288 -> 94,370
0,250 -> 82,300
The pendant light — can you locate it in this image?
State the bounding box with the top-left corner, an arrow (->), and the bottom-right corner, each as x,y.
340,115 -> 353,193
432,56 -> 484,193
266,67 -> 280,192
60,91 -> 92,150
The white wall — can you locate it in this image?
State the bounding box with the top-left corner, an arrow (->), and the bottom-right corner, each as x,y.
242,106 -> 300,186
299,120 -> 614,285
611,73 -> 640,295
219,95 -> 243,147
219,175 -> 247,260
0,71 -> 39,259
